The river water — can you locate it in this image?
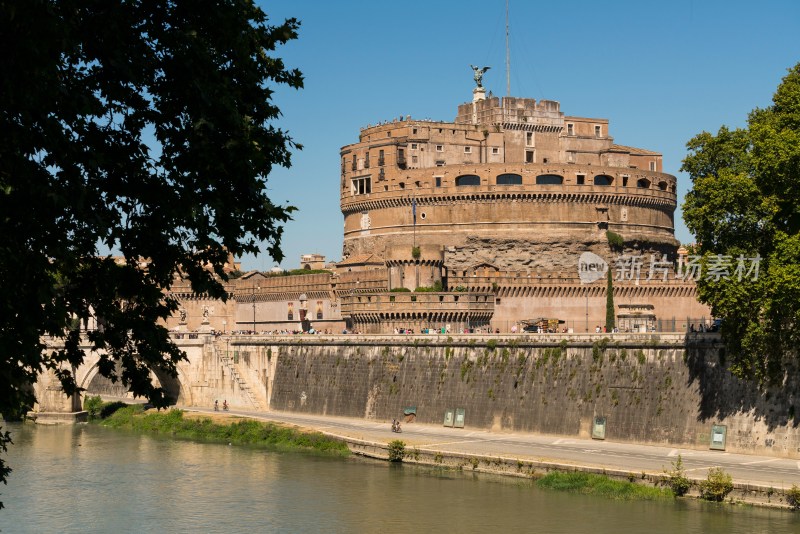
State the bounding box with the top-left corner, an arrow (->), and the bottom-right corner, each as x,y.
1,423 -> 798,533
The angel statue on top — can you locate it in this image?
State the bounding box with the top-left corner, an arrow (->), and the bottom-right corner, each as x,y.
470,65 -> 491,88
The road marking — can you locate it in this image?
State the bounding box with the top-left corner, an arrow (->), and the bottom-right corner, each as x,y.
741,458 -> 780,466
685,466 -> 714,473
422,439 -> 485,447
582,449 -> 601,453
552,439 -> 576,445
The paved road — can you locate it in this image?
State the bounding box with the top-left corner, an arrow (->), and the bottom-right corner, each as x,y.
185,407 -> 800,489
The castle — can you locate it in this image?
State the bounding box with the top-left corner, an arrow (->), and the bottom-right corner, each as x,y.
167,86 -> 710,335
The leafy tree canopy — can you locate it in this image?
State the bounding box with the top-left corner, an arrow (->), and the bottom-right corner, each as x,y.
0,0 -> 302,490
682,63 -> 800,383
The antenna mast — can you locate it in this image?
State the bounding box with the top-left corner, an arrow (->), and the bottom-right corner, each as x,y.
505,0 -> 510,96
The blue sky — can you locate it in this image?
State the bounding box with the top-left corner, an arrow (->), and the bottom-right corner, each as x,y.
245,0 -> 800,271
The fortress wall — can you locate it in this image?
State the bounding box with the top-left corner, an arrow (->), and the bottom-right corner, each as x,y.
237,334 -> 800,457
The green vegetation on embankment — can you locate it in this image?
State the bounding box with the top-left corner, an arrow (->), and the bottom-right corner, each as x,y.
535,472 -> 672,501
85,398 -> 349,457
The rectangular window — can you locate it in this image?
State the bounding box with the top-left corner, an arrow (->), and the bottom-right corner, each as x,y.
364,152 -> 370,168
378,149 -> 385,166
594,125 -> 601,138
576,174 -> 585,185
436,145 -> 443,152
622,175 -> 629,187
411,143 -> 418,150
435,160 -> 445,167
492,147 -> 499,155
351,176 -> 371,196
567,123 -> 574,136
526,132 -> 533,146
435,177 -> 442,187
649,161 -> 656,171
464,146 -> 472,154
412,128 -> 418,134
411,155 -> 418,164
525,150 -> 534,163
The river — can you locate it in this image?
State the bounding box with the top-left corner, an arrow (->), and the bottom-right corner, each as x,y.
0,423 -> 797,533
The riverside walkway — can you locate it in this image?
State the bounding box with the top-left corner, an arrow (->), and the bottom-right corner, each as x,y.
185,407 -> 800,503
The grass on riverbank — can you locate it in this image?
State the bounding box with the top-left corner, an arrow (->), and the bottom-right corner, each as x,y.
99,404 -> 350,457
536,471 -> 673,501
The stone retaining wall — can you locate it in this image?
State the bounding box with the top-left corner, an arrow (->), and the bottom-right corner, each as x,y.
230,333 -> 800,458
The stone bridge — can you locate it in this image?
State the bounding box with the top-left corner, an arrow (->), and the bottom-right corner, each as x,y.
34,334 -> 278,421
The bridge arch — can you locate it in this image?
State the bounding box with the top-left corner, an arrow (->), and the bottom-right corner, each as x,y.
78,351 -> 191,407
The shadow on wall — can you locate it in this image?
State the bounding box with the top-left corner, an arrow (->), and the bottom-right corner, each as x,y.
85,362 -> 182,406
684,336 -> 799,430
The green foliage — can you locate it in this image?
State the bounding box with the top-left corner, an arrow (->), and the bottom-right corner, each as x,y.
606,230 -> 624,250
411,246 -> 421,259
536,472 -> 670,501
387,439 -> 406,462
681,63 -> 800,384
605,269 -> 615,331
102,408 -> 350,456
83,395 -> 104,420
0,1 -> 303,488
665,455 -> 692,497
415,280 -> 443,292
486,339 -> 498,351
699,467 -> 734,501
270,269 -> 331,277
786,484 -> 800,510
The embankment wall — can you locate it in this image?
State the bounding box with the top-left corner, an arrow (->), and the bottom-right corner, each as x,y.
230,333 -> 800,457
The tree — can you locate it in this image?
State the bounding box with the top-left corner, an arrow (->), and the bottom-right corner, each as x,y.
605,269 -> 615,332
682,63 -> 800,383
0,0 -> 302,496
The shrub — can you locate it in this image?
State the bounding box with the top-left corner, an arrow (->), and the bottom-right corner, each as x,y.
606,230 -> 624,250
388,439 -> 406,462
665,455 -> 692,497
83,395 -> 104,420
100,401 -> 130,419
411,246 -> 421,259
415,280 -> 443,292
786,484 -> 800,510
699,467 -> 733,501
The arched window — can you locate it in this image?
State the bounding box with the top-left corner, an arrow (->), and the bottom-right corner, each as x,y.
637,178 -> 651,189
455,174 -> 481,186
657,181 -> 668,191
535,174 -> 563,185
496,173 -> 522,185
594,174 -> 614,186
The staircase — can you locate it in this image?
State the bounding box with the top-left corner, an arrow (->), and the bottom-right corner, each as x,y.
216,344 -> 264,411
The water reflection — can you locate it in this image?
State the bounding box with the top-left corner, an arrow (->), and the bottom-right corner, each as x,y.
1,423 -> 797,533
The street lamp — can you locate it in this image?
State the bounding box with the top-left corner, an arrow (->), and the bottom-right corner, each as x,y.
252,286 -> 259,334
585,286 -> 589,333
